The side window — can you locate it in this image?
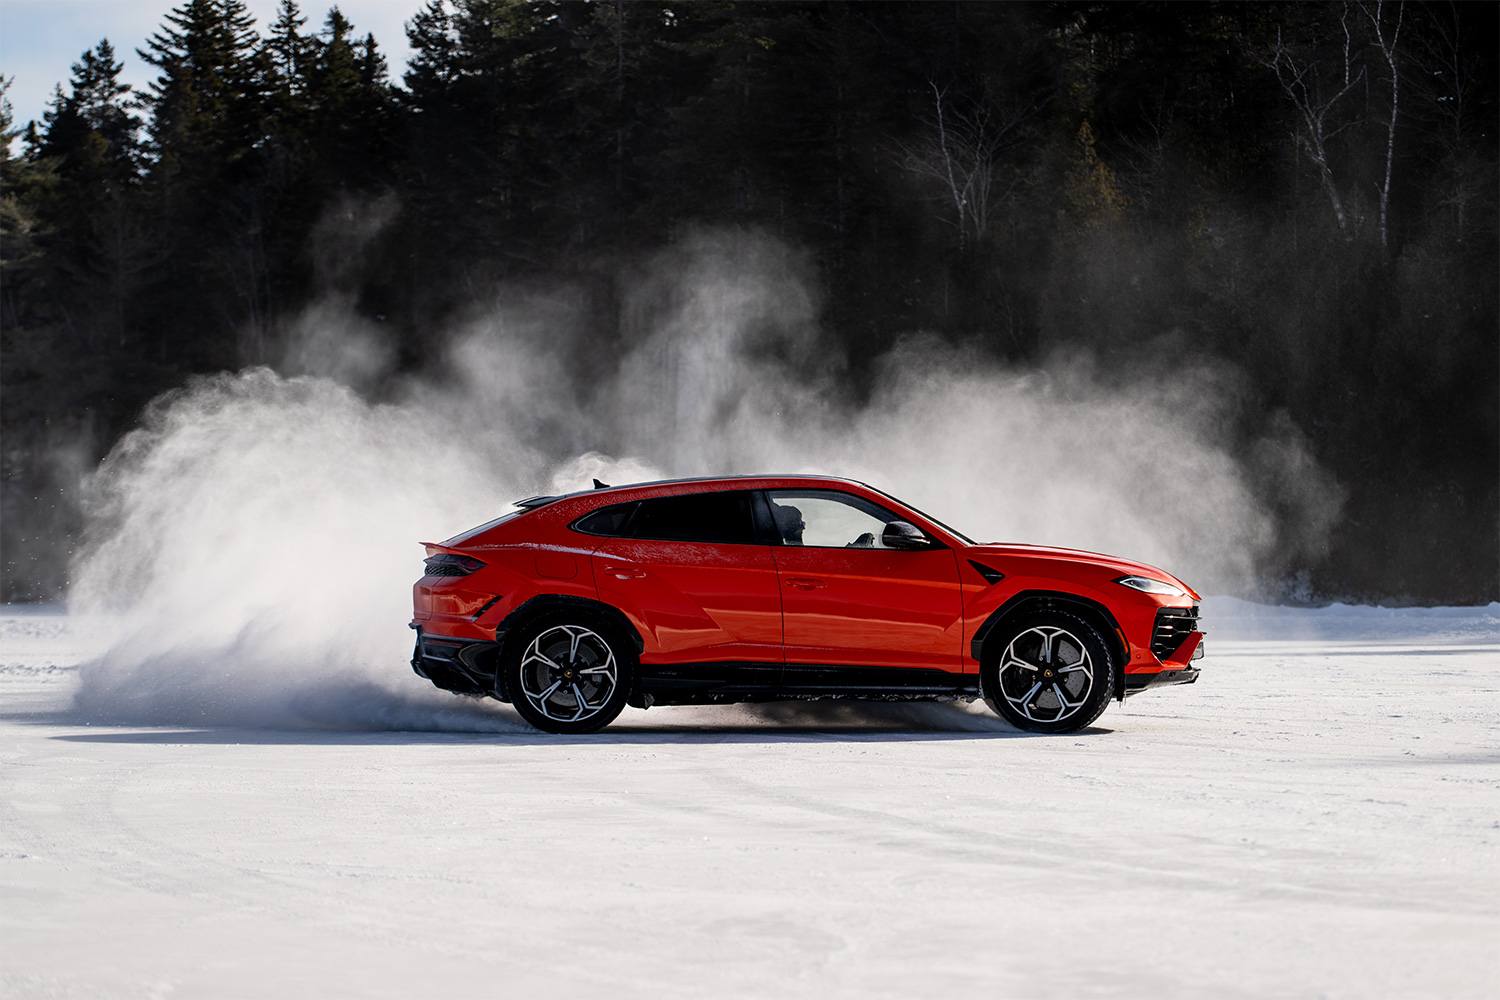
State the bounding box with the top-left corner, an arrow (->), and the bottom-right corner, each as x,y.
765,490 -> 913,549
588,488 -> 762,542
572,501 -> 639,537
624,491 -> 758,545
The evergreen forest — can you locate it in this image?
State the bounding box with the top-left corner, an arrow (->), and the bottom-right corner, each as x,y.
1,0 -> 1496,603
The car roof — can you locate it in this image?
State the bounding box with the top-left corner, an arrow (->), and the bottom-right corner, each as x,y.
515,474 -> 871,508
595,473 -> 867,492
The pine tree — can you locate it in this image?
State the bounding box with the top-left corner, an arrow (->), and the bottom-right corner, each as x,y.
265,0 -> 313,97
19,42 -> 145,353
0,76 -> 54,322
139,0 -> 266,181
402,0 -> 591,264
33,41 -> 140,185
565,1 -> 675,243
285,11 -> 388,182
137,0 -> 271,368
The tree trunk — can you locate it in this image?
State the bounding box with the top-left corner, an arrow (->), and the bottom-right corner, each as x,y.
1368,0 -> 1403,251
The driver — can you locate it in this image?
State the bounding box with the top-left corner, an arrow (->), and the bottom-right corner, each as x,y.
771,504 -> 805,545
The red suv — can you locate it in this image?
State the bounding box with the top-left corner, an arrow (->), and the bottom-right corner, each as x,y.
411,476 -> 1203,734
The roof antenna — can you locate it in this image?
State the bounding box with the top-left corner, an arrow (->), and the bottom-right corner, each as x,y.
593,479 -> 610,489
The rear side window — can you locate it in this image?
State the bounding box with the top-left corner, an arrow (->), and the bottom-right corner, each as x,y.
572,491 -> 757,545
630,491 -> 757,544
573,502 -> 638,537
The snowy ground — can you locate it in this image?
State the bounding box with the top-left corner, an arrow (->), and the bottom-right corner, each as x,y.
2,600 -> 1497,998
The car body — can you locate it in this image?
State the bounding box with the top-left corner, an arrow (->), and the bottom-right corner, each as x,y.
411,475 -> 1204,733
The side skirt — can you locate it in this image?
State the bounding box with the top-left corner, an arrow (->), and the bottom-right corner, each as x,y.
637,662 -> 980,706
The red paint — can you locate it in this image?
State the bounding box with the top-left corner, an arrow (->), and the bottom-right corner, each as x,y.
589,538 -> 782,663
411,476 -> 1203,680
773,545 -> 963,670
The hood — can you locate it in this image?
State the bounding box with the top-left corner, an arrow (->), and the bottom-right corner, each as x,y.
964,543 -> 1200,600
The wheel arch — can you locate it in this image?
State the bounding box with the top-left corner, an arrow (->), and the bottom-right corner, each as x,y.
496,594 -> 645,652
492,594 -> 645,702
971,591 -> 1129,702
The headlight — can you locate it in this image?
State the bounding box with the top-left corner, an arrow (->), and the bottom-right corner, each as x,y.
1115,575 -> 1187,597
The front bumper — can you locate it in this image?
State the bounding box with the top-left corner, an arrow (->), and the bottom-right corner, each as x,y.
1123,665 -> 1201,695
1123,630 -> 1204,696
410,627 -> 501,697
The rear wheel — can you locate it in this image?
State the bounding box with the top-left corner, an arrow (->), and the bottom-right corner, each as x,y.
981,612 -> 1113,733
505,615 -> 633,734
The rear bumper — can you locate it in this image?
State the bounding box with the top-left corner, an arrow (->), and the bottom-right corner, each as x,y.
410,627 -> 501,697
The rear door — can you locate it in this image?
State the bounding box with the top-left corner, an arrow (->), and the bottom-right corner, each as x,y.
764,489 -> 963,675
583,490 -> 783,667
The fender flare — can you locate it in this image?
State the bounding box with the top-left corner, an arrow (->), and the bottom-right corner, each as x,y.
970,590 -> 1130,702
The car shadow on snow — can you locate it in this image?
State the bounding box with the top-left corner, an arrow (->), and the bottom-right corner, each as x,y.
12,679 -> 1114,744
47,725 -> 1114,747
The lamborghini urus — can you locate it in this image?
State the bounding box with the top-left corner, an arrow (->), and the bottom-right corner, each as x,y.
411,476 -> 1204,733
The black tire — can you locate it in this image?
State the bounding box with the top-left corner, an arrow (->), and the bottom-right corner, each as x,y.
503,613 -> 634,734
981,611 -> 1113,734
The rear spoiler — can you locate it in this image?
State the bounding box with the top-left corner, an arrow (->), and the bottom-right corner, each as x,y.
422,542 -> 472,558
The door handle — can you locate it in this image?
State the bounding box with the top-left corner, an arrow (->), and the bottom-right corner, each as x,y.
785,577 -> 826,590
602,566 -> 646,579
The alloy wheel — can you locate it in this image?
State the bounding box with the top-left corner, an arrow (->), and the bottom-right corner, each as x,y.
518,624 -> 619,723
996,625 -> 1095,724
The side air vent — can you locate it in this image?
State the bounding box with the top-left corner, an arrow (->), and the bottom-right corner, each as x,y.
470,595 -> 504,620
968,560 -> 1005,585
1150,606 -> 1199,661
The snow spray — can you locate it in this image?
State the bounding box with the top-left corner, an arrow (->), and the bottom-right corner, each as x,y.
68,226 -> 1339,730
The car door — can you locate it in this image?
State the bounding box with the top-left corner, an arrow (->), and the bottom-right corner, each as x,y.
764,489 -> 964,676
583,490 -> 783,669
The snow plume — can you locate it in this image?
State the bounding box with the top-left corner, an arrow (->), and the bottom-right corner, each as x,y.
69,227 -> 1340,730
605,231 -> 1339,585
70,373 -> 532,730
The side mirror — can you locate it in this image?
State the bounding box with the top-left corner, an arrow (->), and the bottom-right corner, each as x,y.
882,520 -> 933,550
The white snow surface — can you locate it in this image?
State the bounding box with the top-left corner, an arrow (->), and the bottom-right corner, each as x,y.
2,601 -> 1497,998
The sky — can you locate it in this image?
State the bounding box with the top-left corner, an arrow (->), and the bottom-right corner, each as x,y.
0,0 -> 420,133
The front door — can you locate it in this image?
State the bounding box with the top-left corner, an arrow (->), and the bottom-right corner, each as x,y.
764,489 -> 964,677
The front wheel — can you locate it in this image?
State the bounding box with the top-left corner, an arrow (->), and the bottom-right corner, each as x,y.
981,612 -> 1113,734
504,615 -> 634,734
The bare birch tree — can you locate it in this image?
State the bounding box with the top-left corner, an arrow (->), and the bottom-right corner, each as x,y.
894,82 -> 1032,250
1360,0 -> 1404,250
1267,9 -> 1365,236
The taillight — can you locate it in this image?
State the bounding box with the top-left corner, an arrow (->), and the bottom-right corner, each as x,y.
424,553 -> 487,577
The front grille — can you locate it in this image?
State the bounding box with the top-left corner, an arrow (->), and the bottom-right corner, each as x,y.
1150,606 -> 1199,661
